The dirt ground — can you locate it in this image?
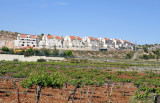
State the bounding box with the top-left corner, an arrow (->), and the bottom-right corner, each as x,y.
0,78 -> 137,103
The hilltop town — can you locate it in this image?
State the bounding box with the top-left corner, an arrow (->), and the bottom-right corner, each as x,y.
0,30 -> 136,51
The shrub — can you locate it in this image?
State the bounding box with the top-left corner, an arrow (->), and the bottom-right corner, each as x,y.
37,59 -> 46,62
9,49 -> 14,54
34,49 -> 40,56
2,46 -> 9,52
117,86 -> 120,89
143,47 -> 148,53
40,49 -> 50,56
140,54 -> 155,60
24,52 -> 32,57
13,59 -> 19,62
52,47 -> 59,56
126,53 -> 132,59
64,50 -> 73,57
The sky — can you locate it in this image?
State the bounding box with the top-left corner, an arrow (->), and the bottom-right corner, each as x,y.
0,0 -> 160,45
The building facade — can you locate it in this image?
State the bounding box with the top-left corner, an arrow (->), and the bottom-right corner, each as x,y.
40,35 -> 62,49
63,36 -> 84,48
99,38 -> 115,49
13,34 -> 136,50
121,40 -> 136,49
83,37 -> 99,49
14,34 -> 38,48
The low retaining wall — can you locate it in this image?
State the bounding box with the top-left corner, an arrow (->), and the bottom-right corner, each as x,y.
0,54 -> 65,62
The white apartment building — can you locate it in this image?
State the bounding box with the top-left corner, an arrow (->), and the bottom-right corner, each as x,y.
99,38 -> 115,49
40,35 -> 62,49
83,37 -> 99,49
110,39 -> 123,49
64,36 -> 84,48
121,40 -> 136,48
14,34 -> 38,48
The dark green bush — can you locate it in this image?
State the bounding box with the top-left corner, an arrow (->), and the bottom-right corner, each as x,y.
64,50 -> 73,57
13,59 -> 19,62
139,54 -> 155,60
2,46 -> 9,52
37,59 -> 46,62
126,53 -> 132,59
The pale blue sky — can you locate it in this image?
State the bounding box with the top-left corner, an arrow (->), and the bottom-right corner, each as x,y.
0,0 -> 160,44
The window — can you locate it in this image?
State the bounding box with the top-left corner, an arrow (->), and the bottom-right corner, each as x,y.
21,44 -> 24,46
33,45 -> 35,47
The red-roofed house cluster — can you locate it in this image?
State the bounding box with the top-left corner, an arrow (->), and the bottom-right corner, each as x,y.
14,34 -> 136,50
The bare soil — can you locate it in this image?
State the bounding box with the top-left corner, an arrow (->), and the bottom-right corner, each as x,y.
0,78 -> 137,103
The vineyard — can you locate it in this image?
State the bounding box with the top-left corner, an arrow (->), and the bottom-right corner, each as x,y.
0,60 -> 160,103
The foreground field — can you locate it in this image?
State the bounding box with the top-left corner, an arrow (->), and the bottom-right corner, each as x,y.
0,60 -> 160,103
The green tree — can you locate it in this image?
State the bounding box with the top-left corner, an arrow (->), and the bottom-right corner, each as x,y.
41,33 -> 44,36
152,49 -> 160,56
28,47 -> 33,53
52,45 -> 59,56
64,50 -> 73,57
143,47 -> 148,53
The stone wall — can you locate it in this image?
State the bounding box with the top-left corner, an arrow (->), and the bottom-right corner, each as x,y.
0,54 -> 64,62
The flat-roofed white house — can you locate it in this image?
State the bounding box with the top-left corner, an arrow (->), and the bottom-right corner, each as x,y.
63,36 -> 84,48
40,35 -> 62,49
99,38 -> 115,49
83,37 -> 99,49
14,34 -> 38,48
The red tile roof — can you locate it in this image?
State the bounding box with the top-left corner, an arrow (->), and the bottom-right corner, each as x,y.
55,36 -> 61,39
123,40 -> 127,42
46,35 -> 53,39
69,36 -> 76,39
104,38 -> 109,40
123,40 -> 136,45
88,37 -> 95,40
95,38 -> 99,41
30,35 -> 36,39
115,39 -> 120,42
20,34 -> 27,38
77,37 -> 82,40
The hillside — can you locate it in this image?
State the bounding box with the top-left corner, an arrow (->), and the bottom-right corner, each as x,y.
0,30 -> 19,41
72,50 -> 136,60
